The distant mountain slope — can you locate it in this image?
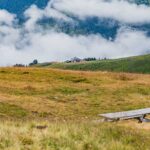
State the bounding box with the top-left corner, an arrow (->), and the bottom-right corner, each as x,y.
35,54 -> 150,74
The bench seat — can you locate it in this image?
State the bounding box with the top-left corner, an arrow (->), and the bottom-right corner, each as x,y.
99,108 -> 150,122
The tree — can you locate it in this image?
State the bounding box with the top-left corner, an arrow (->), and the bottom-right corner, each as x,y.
84,57 -> 96,61
29,59 -> 38,66
33,59 -> 38,64
14,64 -> 25,67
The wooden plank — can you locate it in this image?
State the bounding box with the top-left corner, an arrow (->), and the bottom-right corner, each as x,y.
99,108 -> 150,120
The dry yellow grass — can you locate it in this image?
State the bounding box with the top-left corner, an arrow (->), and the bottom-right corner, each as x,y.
0,67 -> 149,120
0,121 -> 150,150
0,67 -> 150,149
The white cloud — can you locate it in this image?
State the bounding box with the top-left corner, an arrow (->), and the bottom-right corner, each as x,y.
24,2 -> 73,31
25,0 -> 150,25
53,0 -> 150,24
1,25 -> 150,66
24,5 -> 44,31
0,9 -> 15,25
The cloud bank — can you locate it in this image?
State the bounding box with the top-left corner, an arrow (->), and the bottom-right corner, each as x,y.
53,0 -> 150,24
0,0 -> 150,66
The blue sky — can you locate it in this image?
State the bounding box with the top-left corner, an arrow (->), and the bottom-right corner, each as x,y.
0,0 -> 150,66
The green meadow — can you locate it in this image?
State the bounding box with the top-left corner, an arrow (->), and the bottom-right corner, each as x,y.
36,54 -> 150,74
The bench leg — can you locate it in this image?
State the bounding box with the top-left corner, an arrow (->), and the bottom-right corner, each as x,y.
138,115 -> 145,123
138,115 -> 150,123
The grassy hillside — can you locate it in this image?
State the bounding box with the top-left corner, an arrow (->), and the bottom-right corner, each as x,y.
36,54 -> 150,74
0,67 -> 150,120
0,67 -> 150,149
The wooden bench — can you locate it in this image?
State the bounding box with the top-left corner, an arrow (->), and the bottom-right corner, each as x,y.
99,108 -> 150,123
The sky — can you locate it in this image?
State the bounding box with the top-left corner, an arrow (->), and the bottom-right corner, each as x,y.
0,0 -> 150,66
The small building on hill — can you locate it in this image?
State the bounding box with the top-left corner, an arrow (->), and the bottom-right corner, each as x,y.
71,57 -> 81,63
